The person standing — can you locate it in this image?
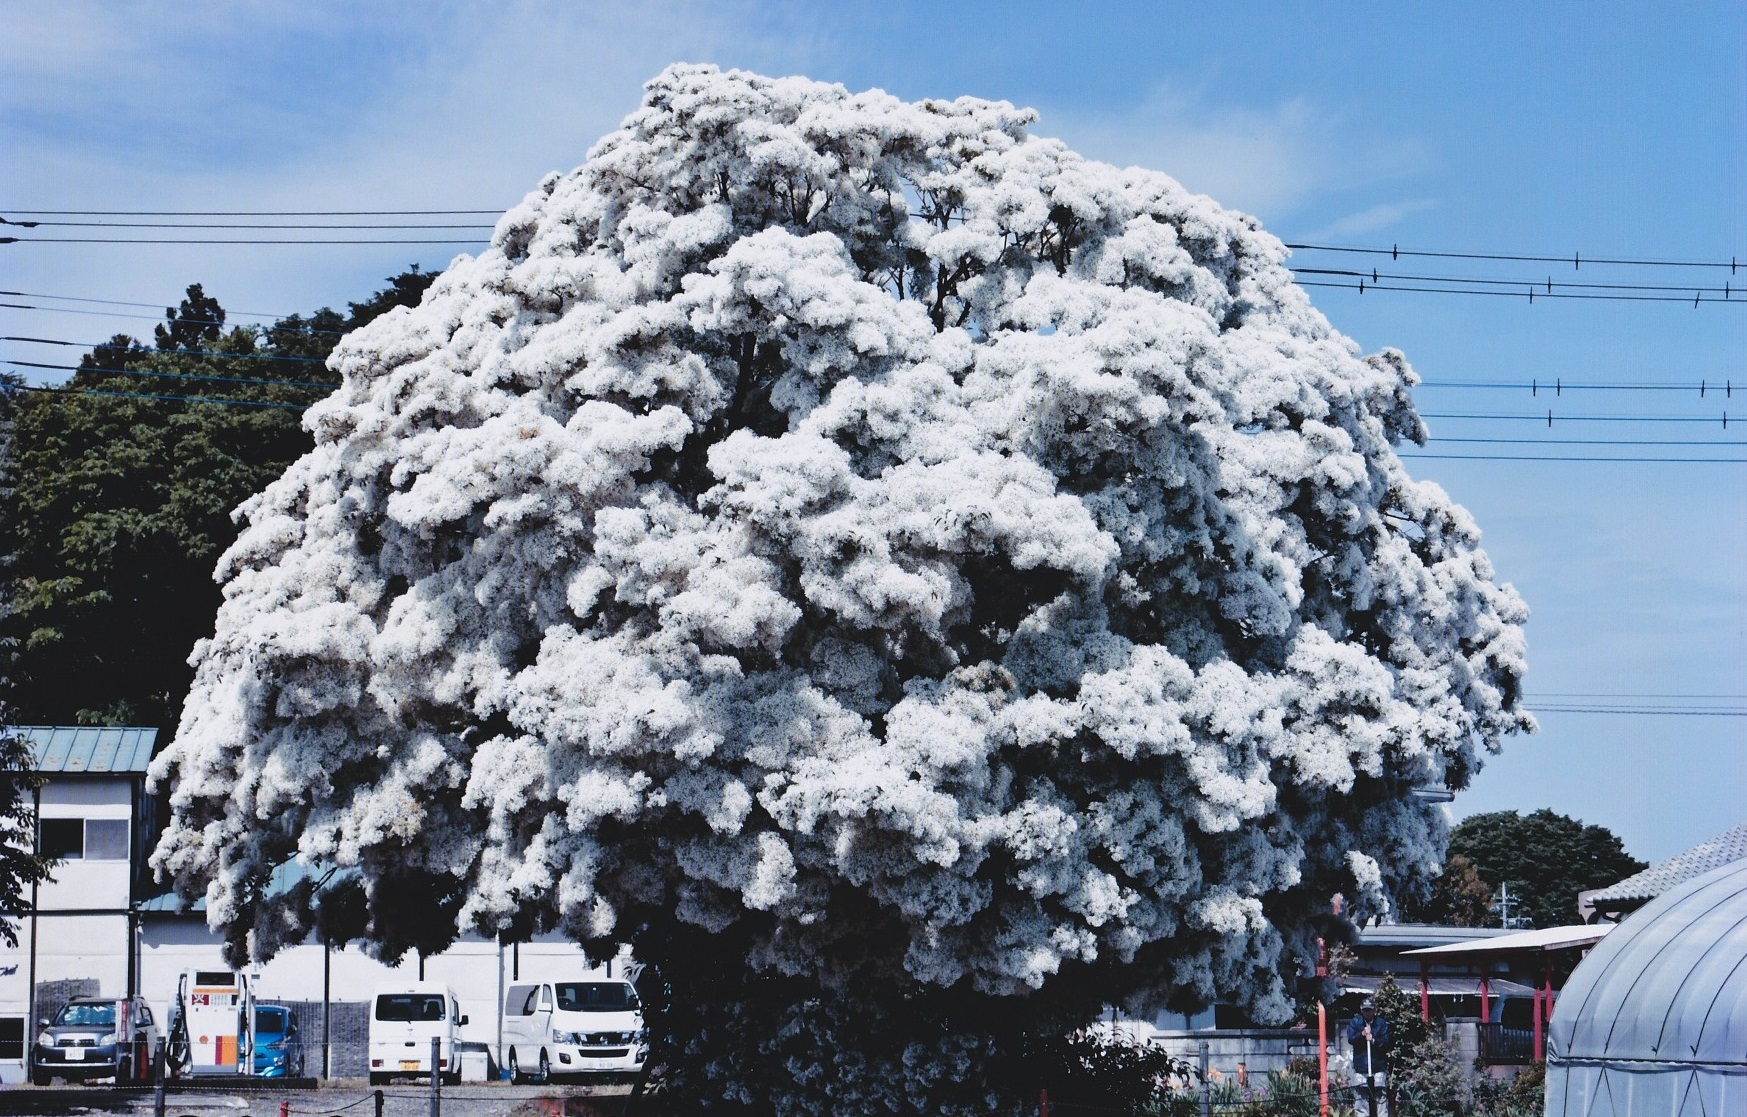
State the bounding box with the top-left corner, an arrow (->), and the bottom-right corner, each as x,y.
1345,997 -> 1392,1116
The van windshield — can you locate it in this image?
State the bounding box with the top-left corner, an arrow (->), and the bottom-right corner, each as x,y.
55,1003 -> 116,1027
554,983 -> 639,1012
375,994 -> 446,1022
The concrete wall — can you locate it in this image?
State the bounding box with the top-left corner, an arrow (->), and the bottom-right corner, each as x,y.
1147,1029 -> 1325,1080
139,922 -> 614,1054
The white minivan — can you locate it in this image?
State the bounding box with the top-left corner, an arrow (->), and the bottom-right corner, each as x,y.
501,978 -> 648,1082
368,983 -> 467,1085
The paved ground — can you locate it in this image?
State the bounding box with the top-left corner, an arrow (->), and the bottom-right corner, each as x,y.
0,1080 -> 640,1117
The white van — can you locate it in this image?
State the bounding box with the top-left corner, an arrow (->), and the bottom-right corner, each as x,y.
368,983 -> 467,1085
501,978 -> 648,1082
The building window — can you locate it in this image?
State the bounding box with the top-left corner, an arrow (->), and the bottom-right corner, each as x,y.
36,818 -> 129,861
39,819 -> 83,860
85,819 -> 129,860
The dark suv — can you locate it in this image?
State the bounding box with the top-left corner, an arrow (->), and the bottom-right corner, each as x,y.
32,996 -> 159,1085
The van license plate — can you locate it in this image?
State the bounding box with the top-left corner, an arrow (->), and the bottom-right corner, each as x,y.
66,1048 -> 85,1061
400,1061 -> 419,1071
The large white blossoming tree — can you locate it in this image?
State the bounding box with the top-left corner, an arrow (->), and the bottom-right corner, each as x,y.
151,66 -> 1531,1114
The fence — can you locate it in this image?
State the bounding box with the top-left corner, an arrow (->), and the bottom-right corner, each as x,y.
1474,1022 -> 1535,1066
260,999 -> 372,1079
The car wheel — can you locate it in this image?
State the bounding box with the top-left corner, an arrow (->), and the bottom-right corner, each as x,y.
30,1070 -> 50,1087
507,1049 -> 521,1084
538,1051 -> 551,1084
369,1072 -> 387,1086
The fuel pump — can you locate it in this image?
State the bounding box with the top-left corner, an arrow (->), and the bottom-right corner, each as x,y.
166,970 -> 256,1077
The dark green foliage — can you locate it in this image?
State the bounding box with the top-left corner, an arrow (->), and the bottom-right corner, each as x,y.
154,284 -> 226,352
1371,973 -> 1429,1052
1372,975 -> 1462,1117
311,876 -> 370,946
343,264 -> 432,328
1399,853 -> 1495,927
1469,1063 -> 1545,1117
1036,1029 -> 1184,1114
0,720 -> 53,948
0,375 -> 58,944
2,269 -> 435,731
626,919 -> 1183,1117
1449,810 -> 1644,929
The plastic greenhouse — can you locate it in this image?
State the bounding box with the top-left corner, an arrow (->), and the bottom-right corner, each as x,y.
1545,857 -> 1747,1116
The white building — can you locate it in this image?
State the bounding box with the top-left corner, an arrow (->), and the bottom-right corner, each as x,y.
0,726 -> 158,1082
2,726 -> 614,1079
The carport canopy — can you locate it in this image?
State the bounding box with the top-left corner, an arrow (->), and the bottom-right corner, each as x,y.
1399,924 -> 1614,1058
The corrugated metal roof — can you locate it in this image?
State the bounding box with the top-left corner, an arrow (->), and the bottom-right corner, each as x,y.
1586,819 -> 1747,906
138,859 -> 356,914
1358,924 -> 1515,949
11,725 -> 157,774
1341,975 -> 1537,998
1402,924 -> 1612,958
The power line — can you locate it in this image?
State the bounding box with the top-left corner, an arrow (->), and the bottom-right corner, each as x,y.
20,384 -> 306,411
1529,704 -> 1747,716
9,362 -> 1741,444
1419,380 -> 1737,394
3,289 -> 280,313
2,290 -> 349,326
2,336 -> 333,364
1297,279 -> 1739,305
4,220 -> 494,230
2,302 -> 352,334
1531,691 -> 1747,700
1286,242 -> 1741,271
1400,452 -> 1742,463
1,208 -> 504,216
5,360 -> 335,391
3,236 -> 487,245
11,381 -> 1742,459
1292,266 -> 1740,297
1422,412 -> 1731,424
1427,437 -> 1745,446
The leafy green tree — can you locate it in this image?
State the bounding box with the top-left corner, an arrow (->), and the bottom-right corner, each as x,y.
1448,810 -> 1644,929
154,283 -> 226,352
0,720 -> 54,947
2,269 -> 435,730
1399,852 -> 1495,927
0,373 -> 58,944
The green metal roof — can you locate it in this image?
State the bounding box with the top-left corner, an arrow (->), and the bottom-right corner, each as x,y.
138,859 -> 356,914
11,725 -> 157,775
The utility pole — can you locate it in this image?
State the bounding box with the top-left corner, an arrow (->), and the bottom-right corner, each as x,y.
1496,883 -> 1526,929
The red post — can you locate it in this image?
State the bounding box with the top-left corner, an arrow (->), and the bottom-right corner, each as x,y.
1418,961 -> 1430,1022
1317,1003 -> 1329,1117
1544,957 -> 1558,1062
1039,1087 -> 1050,1117
1532,984 -> 1543,1062
279,1102 -> 290,1117
1316,936 -> 1329,1117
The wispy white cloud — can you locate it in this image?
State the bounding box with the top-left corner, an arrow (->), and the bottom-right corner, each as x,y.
1301,199 -> 1439,242
1039,82 -> 1428,221
0,0 -> 810,345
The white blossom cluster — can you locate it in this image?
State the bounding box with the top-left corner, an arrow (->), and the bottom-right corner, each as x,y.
151,66 -> 1530,1024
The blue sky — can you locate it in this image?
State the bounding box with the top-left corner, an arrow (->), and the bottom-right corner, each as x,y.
2,1 -> 1742,865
